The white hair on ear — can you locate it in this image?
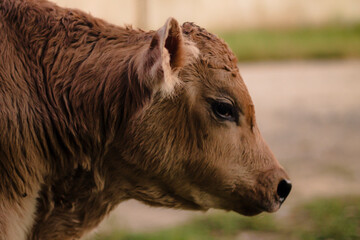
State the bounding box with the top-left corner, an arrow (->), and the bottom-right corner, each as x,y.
184,39 -> 200,62
160,47 -> 181,95
158,38 -> 199,96
159,41 -> 200,97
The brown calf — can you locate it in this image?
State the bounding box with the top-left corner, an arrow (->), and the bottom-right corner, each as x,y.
0,0 -> 291,239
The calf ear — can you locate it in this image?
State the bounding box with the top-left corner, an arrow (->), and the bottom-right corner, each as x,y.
151,17 -> 185,70
142,18 -> 185,92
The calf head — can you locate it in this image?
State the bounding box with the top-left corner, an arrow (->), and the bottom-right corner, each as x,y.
120,18 -> 291,216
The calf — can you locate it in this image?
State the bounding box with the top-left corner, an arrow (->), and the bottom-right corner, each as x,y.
0,0 -> 291,239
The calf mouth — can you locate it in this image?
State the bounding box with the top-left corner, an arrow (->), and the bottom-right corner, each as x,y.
230,198 -> 274,216
233,205 -> 264,216
232,199 -> 282,216
229,187 -> 285,216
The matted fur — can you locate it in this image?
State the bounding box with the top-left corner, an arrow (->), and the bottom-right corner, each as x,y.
0,0 -> 290,239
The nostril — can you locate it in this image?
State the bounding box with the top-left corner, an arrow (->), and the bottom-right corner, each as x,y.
277,179 -> 292,203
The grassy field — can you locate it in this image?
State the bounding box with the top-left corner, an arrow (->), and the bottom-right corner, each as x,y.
91,196 -> 360,240
216,24 -> 360,62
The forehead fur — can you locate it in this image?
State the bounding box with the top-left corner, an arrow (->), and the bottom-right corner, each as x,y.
181,22 -> 239,73
179,22 -> 255,126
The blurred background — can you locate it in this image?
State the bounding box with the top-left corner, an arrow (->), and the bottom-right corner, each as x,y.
52,0 -> 360,239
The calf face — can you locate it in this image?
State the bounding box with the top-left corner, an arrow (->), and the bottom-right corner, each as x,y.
121,19 -> 291,216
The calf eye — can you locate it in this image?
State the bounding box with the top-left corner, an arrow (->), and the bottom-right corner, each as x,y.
211,101 -> 236,121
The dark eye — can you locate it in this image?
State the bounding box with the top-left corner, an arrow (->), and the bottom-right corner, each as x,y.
211,101 -> 236,121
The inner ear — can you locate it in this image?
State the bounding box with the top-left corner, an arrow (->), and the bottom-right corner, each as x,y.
150,18 -> 185,71
165,20 -> 184,69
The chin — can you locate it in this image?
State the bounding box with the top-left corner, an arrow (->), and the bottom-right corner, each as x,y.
231,201 -> 281,216
233,206 -> 264,216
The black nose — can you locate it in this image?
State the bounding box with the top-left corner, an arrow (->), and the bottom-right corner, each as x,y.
277,179 -> 292,203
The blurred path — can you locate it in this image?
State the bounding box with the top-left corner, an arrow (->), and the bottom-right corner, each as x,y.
91,59 -> 360,235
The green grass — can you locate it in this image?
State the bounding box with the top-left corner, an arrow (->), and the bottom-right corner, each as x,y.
92,213 -> 277,240
91,196 -> 360,240
216,24 -> 360,61
293,197 -> 360,240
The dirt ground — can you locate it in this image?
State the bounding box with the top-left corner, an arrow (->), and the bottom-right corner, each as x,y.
90,59 -> 360,235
